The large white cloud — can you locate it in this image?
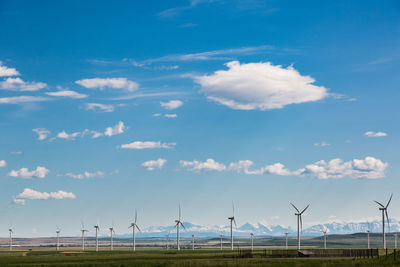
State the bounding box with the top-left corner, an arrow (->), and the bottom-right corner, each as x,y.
45,90 -> 88,99
14,188 -> 76,204
7,166 -> 50,179
180,158 -> 226,172
160,100 -> 183,110
0,77 -> 46,91
32,128 -> 51,140
76,78 -> 138,92
141,158 -> 167,171
0,62 -> 20,77
0,160 -> 6,167
195,61 -> 328,110
57,130 -> 81,140
121,141 -> 176,149
65,171 -> 104,179
365,131 -> 387,138
182,156 -> 387,179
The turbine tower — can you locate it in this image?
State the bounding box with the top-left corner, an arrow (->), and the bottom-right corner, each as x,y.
8,228 -> 13,251
290,203 -> 310,250
109,222 -> 115,251
174,205 -> 185,250
129,209 -> 141,251
374,194 -> 392,249
94,222 -> 100,252
250,233 -> 254,251
191,234 -> 195,250
227,202 -> 237,251
321,226 -> 328,249
166,231 -> 170,250
220,232 -> 223,250
395,233 -> 398,249
366,222 -> 371,249
285,232 -> 289,250
80,222 -> 88,251
56,226 -> 61,251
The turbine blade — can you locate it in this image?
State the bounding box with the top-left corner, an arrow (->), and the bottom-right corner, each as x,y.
386,210 -> 390,231
135,209 -> 138,224
386,194 -> 393,208
290,203 -> 300,213
128,225 -> 132,228
300,215 -> 303,231
374,200 -> 384,207
180,222 -> 185,229
136,224 -> 141,233
233,218 -> 237,229
179,204 -> 181,221
300,204 -> 310,214
232,201 -> 235,217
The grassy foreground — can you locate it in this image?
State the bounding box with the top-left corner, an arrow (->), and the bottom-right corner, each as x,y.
0,249 -> 398,266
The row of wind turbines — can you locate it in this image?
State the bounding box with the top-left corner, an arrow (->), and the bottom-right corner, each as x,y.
5,195 -> 394,251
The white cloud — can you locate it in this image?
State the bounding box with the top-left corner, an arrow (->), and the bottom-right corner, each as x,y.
183,156 -> 388,179
141,158 -> 167,171
195,61 -> 328,110
15,188 -> 76,200
165,113 -> 177,118
160,100 -> 183,110
0,62 -> 20,77
0,160 -> 6,167
13,198 -> 25,205
57,130 -> 81,140
7,166 -> 50,179
45,90 -> 88,99
76,77 -> 138,92
65,171 -> 104,179
0,95 -> 49,104
121,141 -> 176,149
314,141 -> 330,147
10,151 -> 22,155
32,128 -> 51,141
153,113 -> 162,117
0,77 -> 46,91
180,158 -> 226,172
365,131 -> 387,138
85,103 -> 114,112
299,157 -> 388,179
104,121 -> 125,136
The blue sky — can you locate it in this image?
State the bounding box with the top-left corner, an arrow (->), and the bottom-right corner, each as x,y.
0,0 -> 399,237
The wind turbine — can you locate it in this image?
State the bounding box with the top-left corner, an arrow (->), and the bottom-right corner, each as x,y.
56,226 -> 61,251
220,232 -> 223,251
80,222 -> 88,251
290,203 -> 310,250
321,226 -> 328,249
109,221 -> 115,251
366,222 -> 371,249
285,232 -> 289,250
192,234 -> 195,250
174,205 -> 185,250
129,209 -> 141,251
374,194 -> 392,249
250,233 -> 254,251
227,202 -> 237,251
8,227 -> 13,251
94,222 -> 100,252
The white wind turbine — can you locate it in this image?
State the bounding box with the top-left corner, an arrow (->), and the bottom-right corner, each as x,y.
56,226 -> 61,251
321,226 -> 328,249
227,202 -> 237,251
174,205 -> 185,250
80,222 -> 88,251
290,203 -> 310,250
191,234 -> 195,250
109,221 -> 115,251
94,222 -> 100,252
366,222 -> 371,249
374,194 -> 392,249
250,233 -> 254,251
129,209 -> 141,251
284,232 -> 289,250
8,227 -> 13,251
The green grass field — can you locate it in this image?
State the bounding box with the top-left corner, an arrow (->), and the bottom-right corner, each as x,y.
0,248 -> 398,267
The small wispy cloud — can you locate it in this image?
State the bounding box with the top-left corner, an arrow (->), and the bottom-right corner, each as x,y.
65,171 -> 104,179
85,103 -> 115,112
160,100 -> 183,110
46,90 -> 88,99
141,158 -> 167,171
76,77 -> 138,92
7,166 -> 50,179
121,141 -> 176,149
0,96 -> 49,104
365,131 -> 387,138
314,141 -> 330,147
13,188 -> 76,205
